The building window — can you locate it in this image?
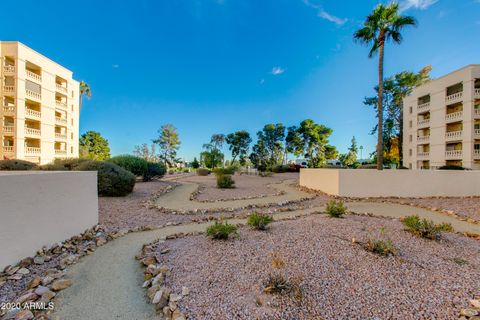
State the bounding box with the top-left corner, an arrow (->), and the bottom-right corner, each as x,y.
409,120 -> 412,128
409,135 -> 412,142
409,106 -> 413,114
409,149 -> 412,156
71,132 -> 73,139
71,104 -> 74,112
71,118 -> 74,126
71,146 -> 74,154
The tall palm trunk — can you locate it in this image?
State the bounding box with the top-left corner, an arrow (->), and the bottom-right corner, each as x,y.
377,36 -> 385,170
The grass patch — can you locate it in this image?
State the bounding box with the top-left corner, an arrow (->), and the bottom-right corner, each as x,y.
206,221 -> 238,240
247,212 -> 273,231
402,215 -> 453,240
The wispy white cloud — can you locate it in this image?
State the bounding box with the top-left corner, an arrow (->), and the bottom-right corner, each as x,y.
271,67 -> 285,75
400,0 -> 438,11
112,64 -> 120,69
260,78 -> 265,85
302,0 -> 347,26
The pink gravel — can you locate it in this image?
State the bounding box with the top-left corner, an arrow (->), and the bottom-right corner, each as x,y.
155,215 -> 480,320
179,173 -> 297,202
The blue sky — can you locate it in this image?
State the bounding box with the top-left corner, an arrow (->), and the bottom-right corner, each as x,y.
2,0 -> 479,161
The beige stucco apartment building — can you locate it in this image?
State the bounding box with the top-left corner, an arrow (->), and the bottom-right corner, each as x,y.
403,65 -> 480,170
1,41 -> 79,165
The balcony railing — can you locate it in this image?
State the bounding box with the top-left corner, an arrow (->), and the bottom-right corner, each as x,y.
417,102 -> 430,111
417,151 -> 429,158
26,70 -> 42,82
417,135 -> 430,143
445,150 -> 462,158
55,132 -> 67,139
3,126 -> 14,134
25,127 -> 41,136
55,116 -> 67,124
26,89 -> 41,100
475,88 -> 480,98
445,111 -> 463,122
475,109 -> 480,117
3,146 -> 14,153
25,108 -> 41,119
56,84 -> 67,94
474,149 -> 480,159
3,105 -> 15,114
446,91 -> 463,103
55,100 -> 67,109
474,129 -> 480,137
3,65 -> 15,73
55,149 -> 67,155
445,130 -> 462,140
417,119 -> 430,127
3,85 -> 14,93
25,147 -> 41,154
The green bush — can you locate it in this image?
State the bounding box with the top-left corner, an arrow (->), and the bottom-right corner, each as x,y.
217,174 -> 235,188
271,165 -> 291,173
213,167 -> 235,175
438,165 -> 467,170
365,239 -> 396,256
40,158 -> 89,171
0,159 -> 38,171
247,212 -> 273,230
108,155 -> 148,177
196,168 -> 211,176
143,162 -> 166,181
402,215 -> 453,240
77,161 -> 135,197
326,200 -> 346,218
206,221 -> 238,240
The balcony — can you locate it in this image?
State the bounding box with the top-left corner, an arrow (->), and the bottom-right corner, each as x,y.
26,70 -> 42,82
3,146 -> 14,154
3,85 -> 14,94
25,108 -> 41,119
55,132 -> 67,140
56,84 -> 67,94
55,149 -> 67,156
475,88 -> 480,98
55,116 -> 67,125
2,126 -> 14,134
446,92 -> 463,104
417,102 -> 430,112
445,111 -> 463,122
475,129 -> 480,138
25,127 -> 41,136
55,100 -> 67,109
3,65 -> 15,73
25,147 -> 41,154
417,151 -> 429,158
445,150 -> 462,159
26,89 -> 41,100
417,119 -> 430,127
445,130 -> 462,140
417,135 -> 430,143
3,105 -> 15,115
474,149 -> 480,159
475,109 -> 480,118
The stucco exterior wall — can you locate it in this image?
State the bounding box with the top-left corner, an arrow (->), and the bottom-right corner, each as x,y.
300,169 -> 480,197
0,171 -> 98,269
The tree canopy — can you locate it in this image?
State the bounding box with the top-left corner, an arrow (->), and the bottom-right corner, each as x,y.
225,130 -> 252,165
153,124 -> 181,168
79,131 -> 110,160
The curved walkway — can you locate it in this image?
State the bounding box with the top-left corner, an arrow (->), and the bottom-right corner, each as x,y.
54,181 -> 480,320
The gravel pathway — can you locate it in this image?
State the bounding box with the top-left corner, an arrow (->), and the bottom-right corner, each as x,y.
158,215 -> 480,320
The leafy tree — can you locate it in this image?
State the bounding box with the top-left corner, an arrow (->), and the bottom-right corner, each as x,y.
296,119 -> 334,168
285,126 -> 303,161
225,130 -> 252,165
364,66 -> 431,165
249,139 -> 270,171
250,123 -> 285,169
79,81 -> 91,111
153,124 -> 181,168
79,131 -> 110,160
133,143 -> 159,162
340,136 -> 359,167
354,3 -> 416,170
200,134 -> 225,169
324,145 -> 339,161
191,157 -> 200,169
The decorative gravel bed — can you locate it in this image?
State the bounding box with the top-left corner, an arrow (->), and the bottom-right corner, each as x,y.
179,173 -> 297,202
152,215 -> 480,320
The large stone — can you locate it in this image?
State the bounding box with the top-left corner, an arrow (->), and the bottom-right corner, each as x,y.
152,287 -> 171,309
16,292 -> 38,304
51,279 -> 73,291
41,276 -> 54,286
460,309 -> 479,317
5,266 -> 19,275
59,255 -> 77,268
1,308 -> 19,320
181,286 -> 190,296
34,286 -> 50,296
39,290 -> 56,303
151,274 -> 164,287
19,257 -> 34,268
146,285 -> 161,300
16,268 -> 30,275
169,293 -> 182,303
470,299 -> 480,309
172,309 -> 186,320
13,309 -> 34,320
27,276 -> 42,289
33,256 -> 45,265
142,256 -> 157,266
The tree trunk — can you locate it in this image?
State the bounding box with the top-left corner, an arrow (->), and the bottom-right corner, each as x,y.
377,39 -> 385,170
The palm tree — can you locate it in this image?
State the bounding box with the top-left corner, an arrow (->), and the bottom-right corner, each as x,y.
354,2 -> 416,170
79,81 -> 91,111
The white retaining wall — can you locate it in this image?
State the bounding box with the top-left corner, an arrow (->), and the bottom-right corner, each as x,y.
0,171 -> 98,269
300,169 -> 480,197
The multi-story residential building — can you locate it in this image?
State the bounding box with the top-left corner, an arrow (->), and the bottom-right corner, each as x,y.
0,41 -> 79,165
403,64 -> 480,170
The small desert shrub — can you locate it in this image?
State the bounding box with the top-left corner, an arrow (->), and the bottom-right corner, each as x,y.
77,161 -> 135,197
196,168 -> 210,176
365,239 -> 396,256
247,212 -> 273,230
206,221 -> 238,240
108,155 -> 148,177
0,159 -> 38,171
263,251 -> 302,299
402,215 -> 453,240
40,158 -> 89,171
326,200 -> 347,218
216,174 -> 235,188
264,273 -> 292,295
143,162 -> 166,181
